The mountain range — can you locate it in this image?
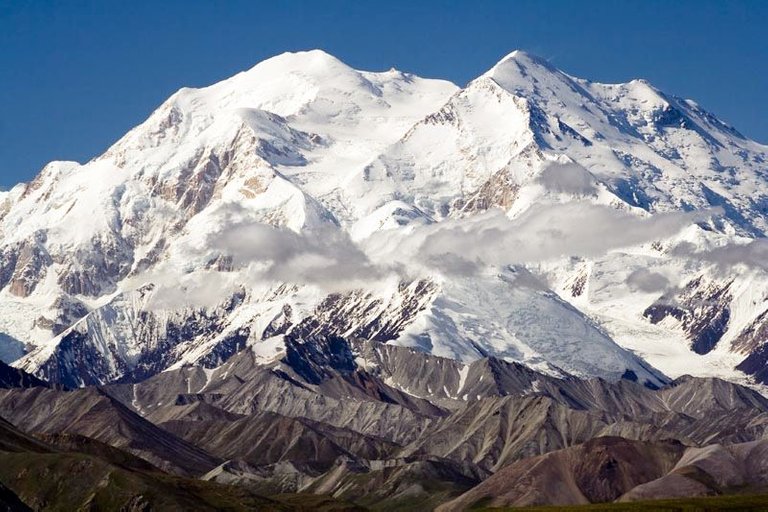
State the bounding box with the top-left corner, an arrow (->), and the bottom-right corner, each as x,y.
2,338 -> 768,509
2,49 -> 768,509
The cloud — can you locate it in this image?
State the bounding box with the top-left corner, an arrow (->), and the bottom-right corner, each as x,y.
127,202 -> 399,310
535,162 -> 597,195
132,199 -> 723,310
367,202 -> 723,276
625,268 -> 672,293
145,269 -> 240,311
672,239 -> 768,272
207,221 -> 390,288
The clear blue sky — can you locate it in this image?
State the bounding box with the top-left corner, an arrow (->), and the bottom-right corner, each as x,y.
1,0 -> 767,188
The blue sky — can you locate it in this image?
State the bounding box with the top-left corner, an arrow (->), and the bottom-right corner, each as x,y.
1,0 -> 766,188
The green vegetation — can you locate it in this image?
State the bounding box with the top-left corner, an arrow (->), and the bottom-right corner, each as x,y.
0,451 -> 362,511
0,451 -> 284,511
478,493 -> 768,512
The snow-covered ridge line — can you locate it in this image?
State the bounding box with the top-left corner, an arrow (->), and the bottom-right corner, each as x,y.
1,49 -> 767,391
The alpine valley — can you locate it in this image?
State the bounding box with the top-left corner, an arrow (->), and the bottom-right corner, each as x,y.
2,50 -> 768,510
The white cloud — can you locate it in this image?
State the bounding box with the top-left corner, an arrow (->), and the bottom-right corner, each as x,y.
132,199 -> 723,309
207,221 -> 390,288
673,239 -> 768,272
535,161 -> 597,196
367,202 -> 723,276
145,269 -> 240,311
625,268 -> 672,293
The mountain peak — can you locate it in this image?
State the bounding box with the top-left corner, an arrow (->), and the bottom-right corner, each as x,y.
245,48 -> 353,77
271,48 -> 342,64
3,49 -> 768,405
490,50 -> 557,72
478,50 -> 566,97
156,49 -> 374,120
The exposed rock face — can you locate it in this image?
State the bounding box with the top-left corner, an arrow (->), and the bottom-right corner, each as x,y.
643,276 -> 733,355
288,280 -> 439,343
457,167 -> 521,214
732,310 -> 768,385
33,295 -> 89,336
738,345 -> 768,385
437,437 -> 686,510
733,309 -> 768,355
1,236 -> 52,298
55,234 -> 134,297
0,361 -> 47,389
15,278 -> 444,388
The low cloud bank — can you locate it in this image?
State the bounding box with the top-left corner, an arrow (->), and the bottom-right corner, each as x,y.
136,200 -> 726,310
625,268 -> 672,293
208,222 -> 387,287
672,239 -> 768,272
369,203 -> 722,276
535,162 -> 597,196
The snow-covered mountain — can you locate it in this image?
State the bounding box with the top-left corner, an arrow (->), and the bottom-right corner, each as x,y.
1,49 -> 767,390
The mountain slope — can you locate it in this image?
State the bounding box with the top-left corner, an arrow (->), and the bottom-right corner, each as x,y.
1,337 -> 767,509
0,386 -> 220,475
0,419 -> 326,512
1,49 -> 767,392
0,360 -> 46,389
439,436 -> 768,510
437,437 -> 686,510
